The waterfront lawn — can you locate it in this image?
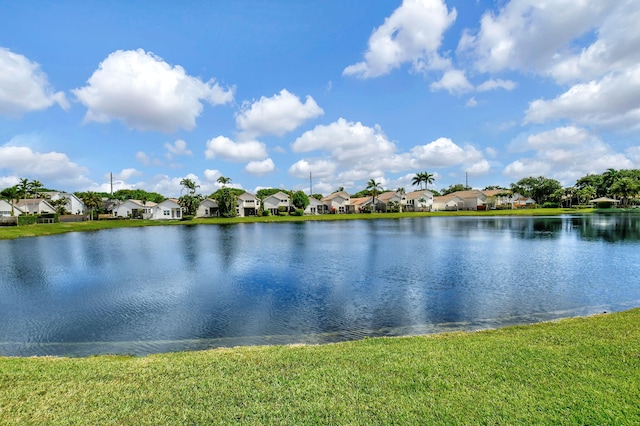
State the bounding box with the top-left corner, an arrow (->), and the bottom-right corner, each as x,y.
0,207 -> 595,240
1,309 -> 639,424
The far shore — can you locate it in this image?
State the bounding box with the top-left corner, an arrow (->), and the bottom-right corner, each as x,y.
0,207 -> 618,240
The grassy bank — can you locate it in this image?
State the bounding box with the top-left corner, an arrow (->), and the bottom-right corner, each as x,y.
0,207 -> 595,240
1,309 -> 639,424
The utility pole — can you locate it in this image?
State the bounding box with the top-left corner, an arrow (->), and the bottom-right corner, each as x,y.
309,172 -> 313,196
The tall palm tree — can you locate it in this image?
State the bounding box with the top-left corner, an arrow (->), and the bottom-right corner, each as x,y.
217,176 -> 231,188
29,179 -> 44,199
18,178 -> 29,213
422,172 -> 435,190
396,187 -> 405,212
610,178 -> 639,208
412,172 -> 425,189
0,186 -> 18,216
366,179 -> 382,212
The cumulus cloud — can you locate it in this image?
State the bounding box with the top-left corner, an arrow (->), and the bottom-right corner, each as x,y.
73,49 -> 234,132
343,0 -> 456,78
0,145 -> 90,190
410,137 -> 484,168
504,126 -> 634,184
429,69 -> 473,94
204,136 -> 268,162
0,47 -> 68,116
164,139 -> 192,160
458,0 -> 612,78
244,158 -> 275,176
477,78 -> 517,92
112,168 -> 143,181
524,65 -> 640,130
288,159 -> 337,179
236,89 -> 324,139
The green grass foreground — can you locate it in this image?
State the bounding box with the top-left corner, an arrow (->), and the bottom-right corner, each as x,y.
0,207 -> 595,240
1,309 -> 639,424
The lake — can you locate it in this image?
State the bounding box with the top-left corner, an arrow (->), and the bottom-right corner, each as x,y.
1,214 -> 639,357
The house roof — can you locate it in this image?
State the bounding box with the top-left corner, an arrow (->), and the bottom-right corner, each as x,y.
264,191 -> 290,202
406,190 -> 433,200
590,197 -> 620,203
121,199 -> 158,208
238,192 -> 257,200
433,194 -> 464,204
447,190 -> 487,199
377,191 -> 400,202
482,189 -> 511,197
349,197 -> 373,207
322,191 -> 350,202
15,198 -> 55,208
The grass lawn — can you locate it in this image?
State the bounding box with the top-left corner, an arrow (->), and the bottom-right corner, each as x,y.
1,309 -> 639,424
0,207 -> 596,240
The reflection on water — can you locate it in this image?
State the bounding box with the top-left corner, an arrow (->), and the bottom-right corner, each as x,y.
0,214 -> 639,357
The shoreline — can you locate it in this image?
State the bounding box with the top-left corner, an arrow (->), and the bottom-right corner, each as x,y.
0,207 -> 603,240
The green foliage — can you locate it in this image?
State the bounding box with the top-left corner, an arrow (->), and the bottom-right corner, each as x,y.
112,189 -> 165,203
261,210 -> 271,216
511,176 -> 562,205
178,194 -> 202,216
291,209 -> 304,216
441,183 -> 471,195
214,188 -> 238,218
277,206 -> 288,215
291,190 -> 309,209
256,188 -> 285,200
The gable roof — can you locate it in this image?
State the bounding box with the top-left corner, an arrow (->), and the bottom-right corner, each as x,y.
377,191 -> 401,202
322,191 -> 350,202
406,190 -> 434,201
238,192 -> 257,201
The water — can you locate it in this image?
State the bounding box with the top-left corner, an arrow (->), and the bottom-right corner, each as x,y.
1,214 -> 639,357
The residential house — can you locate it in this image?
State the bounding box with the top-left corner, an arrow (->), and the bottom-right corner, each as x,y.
262,191 -> 291,215
197,198 -> 219,217
321,191 -> 350,214
0,199 -> 24,217
481,189 -> 519,209
151,199 -> 183,219
432,194 -> 465,211
349,196 -> 374,213
113,199 -> 156,219
47,192 -> 86,215
236,192 -> 259,217
433,190 -> 487,211
513,196 -> 536,208
377,191 -> 404,212
405,189 -> 434,212
15,198 -> 56,215
304,197 -> 323,215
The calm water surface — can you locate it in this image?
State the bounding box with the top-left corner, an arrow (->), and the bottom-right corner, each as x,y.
1,214 -> 639,357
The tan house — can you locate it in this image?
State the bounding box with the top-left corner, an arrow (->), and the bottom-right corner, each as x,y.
236,192 -> 259,217
321,191 -> 350,214
262,191 -> 291,215
405,190 -> 434,212
15,198 -> 56,215
197,198 -> 219,217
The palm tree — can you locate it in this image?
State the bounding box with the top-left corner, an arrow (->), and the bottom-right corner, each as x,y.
29,179 -> 44,199
0,186 -> 18,216
366,179 -> 382,212
412,171 -> 435,190
412,172 -> 425,189
79,191 -> 102,220
610,178 -> 639,208
180,178 -> 199,195
396,187 -> 405,212
217,176 -> 231,188
18,178 -> 29,213
422,172 -> 435,190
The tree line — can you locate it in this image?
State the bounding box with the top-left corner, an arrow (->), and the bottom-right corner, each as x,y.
2,168 -> 639,218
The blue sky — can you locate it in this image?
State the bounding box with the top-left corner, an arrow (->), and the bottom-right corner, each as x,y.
1,0 -> 639,197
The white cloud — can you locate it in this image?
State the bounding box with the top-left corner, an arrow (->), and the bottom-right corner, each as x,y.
204,136 -> 268,162
288,159 -> 337,179
0,47 -> 68,116
476,78 -> 517,92
410,137 -> 483,168
112,168 -> 143,181
343,0 -> 456,78
236,89 -> 324,139
203,169 -> 222,182
524,65 -> 640,130
0,145 -> 90,190
458,0 -> 612,78
430,69 -> 473,94
504,126 -> 634,184
465,97 -> 478,108
244,158 -> 275,176
164,139 -> 192,160
73,49 -> 234,132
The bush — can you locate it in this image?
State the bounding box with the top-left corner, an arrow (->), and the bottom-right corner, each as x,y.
291,209 -> 304,216
277,206 -> 288,215
180,215 -> 194,221
18,215 -> 38,225
542,202 -> 560,208
261,210 -> 270,216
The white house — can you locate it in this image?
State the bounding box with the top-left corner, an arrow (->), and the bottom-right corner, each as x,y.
262,191 -> 291,215
321,191 -> 350,214
432,194 -> 465,211
47,192 -> 86,215
0,199 -> 24,217
197,198 -> 219,217
151,199 -> 183,220
237,192 -> 259,217
304,197 -> 323,215
15,198 -> 56,215
406,189 -> 434,212
113,200 -> 156,219
377,191 -> 404,212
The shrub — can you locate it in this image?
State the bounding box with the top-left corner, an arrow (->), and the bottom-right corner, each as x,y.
180,215 -> 194,221
261,210 -> 271,216
542,202 -> 560,208
291,209 -> 304,216
18,215 -> 38,225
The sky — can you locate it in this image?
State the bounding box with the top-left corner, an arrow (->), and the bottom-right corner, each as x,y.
1,0 -> 639,197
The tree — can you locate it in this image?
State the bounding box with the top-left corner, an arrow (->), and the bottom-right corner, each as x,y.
49,198 -> 69,215
396,187 -> 405,212
441,183 -> 469,195
510,176 -> 561,205
576,186 -> 596,205
610,177 -> 639,207
179,178 -> 202,216
0,186 -> 18,216
217,176 -> 231,188
29,179 -> 44,199
78,191 -> 102,220
412,171 -> 435,190
366,179 -> 382,212
18,178 -> 29,210
291,190 -> 309,210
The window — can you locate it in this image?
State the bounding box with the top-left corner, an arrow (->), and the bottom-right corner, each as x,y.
163,210 -> 170,216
